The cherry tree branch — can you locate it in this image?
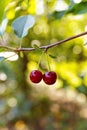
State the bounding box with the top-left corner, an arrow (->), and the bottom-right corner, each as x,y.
0,31 -> 87,52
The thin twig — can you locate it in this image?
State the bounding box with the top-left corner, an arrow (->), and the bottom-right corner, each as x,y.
45,31 -> 87,50
0,31 -> 87,52
0,45 -> 17,51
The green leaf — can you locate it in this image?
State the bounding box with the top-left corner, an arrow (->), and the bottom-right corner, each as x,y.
0,18 -> 8,36
49,54 -> 57,59
51,2 -> 87,20
12,15 -> 35,38
0,56 -> 4,62
33,44 -> 42,53
66,2 -> 87,15
51,11 -> 66,19
19,52 -> 24,58
76,86 -> 87,94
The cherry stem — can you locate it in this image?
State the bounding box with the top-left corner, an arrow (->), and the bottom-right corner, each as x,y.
37,50 -> 46,70
45,51 -> 51,71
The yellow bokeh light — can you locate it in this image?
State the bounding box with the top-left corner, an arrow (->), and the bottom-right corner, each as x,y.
55,79 -> 63,89
15,120 -> 29,130
57,62 -> 82,87
68,76 -> 82,87
31,40 -> 41,47
73,45 -> 82,54
5,1 -> 17,11
27,61 -> 38,71
33,19 -> 49,35
7,97 -> 17,107
21,1 -> 28,9
6,9 -> 15,20
33,25 -> 43,34
28,0 -> 36,14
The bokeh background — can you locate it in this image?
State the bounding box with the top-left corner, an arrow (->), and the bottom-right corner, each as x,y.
0,0 -> 87,130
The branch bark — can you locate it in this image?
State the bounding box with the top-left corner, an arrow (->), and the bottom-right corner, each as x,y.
0,31 -> 87,52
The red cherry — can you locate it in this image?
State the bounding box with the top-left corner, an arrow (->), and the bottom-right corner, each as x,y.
30,70 -> 43,83
43,71 -> 57,85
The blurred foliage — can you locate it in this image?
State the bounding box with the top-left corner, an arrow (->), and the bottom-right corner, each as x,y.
1,0 -> 87,130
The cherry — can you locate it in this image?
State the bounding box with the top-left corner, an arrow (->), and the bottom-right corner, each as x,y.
43,71 -> 57,85
30,70 -> 43,83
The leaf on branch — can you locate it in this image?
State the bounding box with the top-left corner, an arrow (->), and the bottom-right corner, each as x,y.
33,44 -> 42,53
0,56 -> 4,62
12,15 -> 35,38
19,52 -> 24,58
51,11 -> 66,19
49,54 -> 57,59
0,18 -> 8,36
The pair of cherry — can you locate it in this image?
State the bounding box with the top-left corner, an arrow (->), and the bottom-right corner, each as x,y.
30,70 -> 57,85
